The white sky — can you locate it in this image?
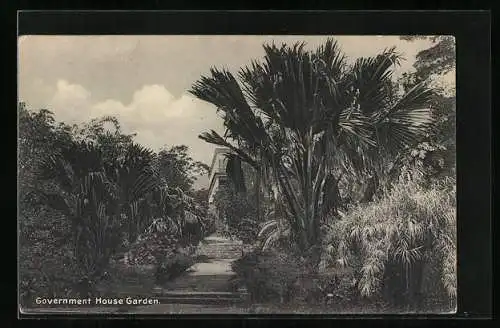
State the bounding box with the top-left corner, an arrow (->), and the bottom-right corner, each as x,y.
18,35 -> 450,189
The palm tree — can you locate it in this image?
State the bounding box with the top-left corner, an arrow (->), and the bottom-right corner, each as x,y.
104,142 -> 158,244
189,39 -> 434,271
37,140 -> 159,291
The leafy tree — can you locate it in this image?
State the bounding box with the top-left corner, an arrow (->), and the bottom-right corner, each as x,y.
18,103 -> 74,208
399,36 -> 456,180
191,188 -> 209,209
400,36 -> 455,81
72,116 -> 136,164
36,136 -> 213,294
157,145 -> 210,192
18,103 -> 80,302
189,39 -> 434,271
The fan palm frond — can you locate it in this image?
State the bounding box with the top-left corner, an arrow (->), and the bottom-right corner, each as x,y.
199,130 -> 258,168
376,82 -> 434,152
349,47 -> 402,115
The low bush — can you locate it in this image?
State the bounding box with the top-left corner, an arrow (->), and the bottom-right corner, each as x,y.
155,252 -> 195,285
231,249 -> 303,303
19,208 -> 82,307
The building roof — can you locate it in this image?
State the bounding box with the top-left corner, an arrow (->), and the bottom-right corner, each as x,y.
208,147 -> 231,176
207,147 -> 231,203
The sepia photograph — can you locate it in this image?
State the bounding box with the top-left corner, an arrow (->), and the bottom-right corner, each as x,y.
18,35 -> 456,315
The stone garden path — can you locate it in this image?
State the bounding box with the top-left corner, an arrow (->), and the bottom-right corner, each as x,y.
139,234 -> 250,312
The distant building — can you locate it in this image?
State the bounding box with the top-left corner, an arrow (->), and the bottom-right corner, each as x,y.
207,148 -> 231,231
207,147 -> 257,204
208,147 -> 231,204
207,147 -> 272,233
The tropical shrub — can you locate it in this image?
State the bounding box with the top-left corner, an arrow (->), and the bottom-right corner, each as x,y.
155,253 -> 196,285
213,183 -> 266,244
124,187 -> 208,284
19,208 -> 80,306
191,188 -> 215,237
36,140 -> 158,289
324,171 -> 456,311
127,217 -> 180,267
231,249 -> 303,303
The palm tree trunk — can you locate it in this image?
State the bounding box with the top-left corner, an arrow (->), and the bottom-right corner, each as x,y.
255,166 -> 261,223
361,173 -> 378,203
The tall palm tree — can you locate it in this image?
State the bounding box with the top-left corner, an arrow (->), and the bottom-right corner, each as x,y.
189,39 -> 434,271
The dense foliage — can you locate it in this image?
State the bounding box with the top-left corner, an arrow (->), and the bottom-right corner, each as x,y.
399,35 -> 456,180
322,172 -> 456,311
18,104 -> 210,306
212,182 -> 269,244
231,250 -> 303,303
192,37 -> 456,311
19,37 -> 456,312
158,145 -> 210,192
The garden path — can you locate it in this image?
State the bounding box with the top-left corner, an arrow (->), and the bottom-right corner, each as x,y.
144,233 -> 250,311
